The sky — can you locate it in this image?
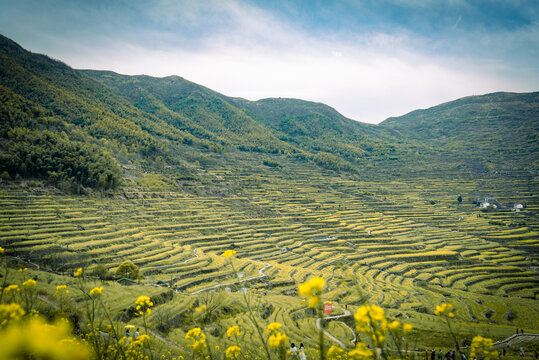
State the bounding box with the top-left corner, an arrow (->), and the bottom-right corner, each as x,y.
1,0 -> 538,124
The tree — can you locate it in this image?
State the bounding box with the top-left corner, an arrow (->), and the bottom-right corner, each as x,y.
92,264 -> 111,280
115,261 -> 140,280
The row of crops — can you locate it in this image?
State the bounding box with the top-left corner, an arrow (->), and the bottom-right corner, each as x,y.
0,164 -> 538,339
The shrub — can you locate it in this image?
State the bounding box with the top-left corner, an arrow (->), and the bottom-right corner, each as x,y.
115,261 -> 140,280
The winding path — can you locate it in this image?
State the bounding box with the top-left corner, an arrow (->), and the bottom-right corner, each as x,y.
190,263 -> 272,295
493,333 -> 539,348
315,307 -> 355,348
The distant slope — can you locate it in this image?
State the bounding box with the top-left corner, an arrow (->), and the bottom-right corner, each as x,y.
81,71 -> 299,155
85,71 -> 422,171
380,92 -> 539,170
231,97 -> 408,162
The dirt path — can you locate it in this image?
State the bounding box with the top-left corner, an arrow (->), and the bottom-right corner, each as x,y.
494,333 -> 539,348
190,263 -> 271,295
315,307 -> 355,348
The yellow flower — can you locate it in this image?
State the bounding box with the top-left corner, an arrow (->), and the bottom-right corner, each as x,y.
471,336 -> 498,360
227,325 -> 240,337
135,296 -> 153,316
138,334 -> 150,343
268,332 -> 287,348
226,345 -> 241,359
403,323 -> 413,334
56,285 -> 67,294
266,322 -> 282,333
222,250 -> 236,258
0,303 -> 26,326
2,284 -> 20,295
186,327 -> 207,352
388,320 -> 400,332
0,246 -> 4,254
195,305 -> 206,313
328,345 -> 345,360
186,327 -> 202,339
89,287 -> 103,296
298,277 -> 325,309
22,279 -> 36,287
0,316 -> 89,359
348,342 -> 373,360
74,268 -> 83,277
354,305 -> 388,347
434,303 -> 454,318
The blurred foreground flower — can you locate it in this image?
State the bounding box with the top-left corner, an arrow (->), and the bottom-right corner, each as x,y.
0,303 -> 25,327
298,277 -> 325,308
226,345 -> 241,359
471,335 -> 498,360
222,250 -> 236,258
435,303 -> 455,318
348,342 -> 373,360
0,316 -> 89,359
354,304 -> 388,347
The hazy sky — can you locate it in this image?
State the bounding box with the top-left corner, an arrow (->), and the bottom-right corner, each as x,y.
1,0 -> 538,123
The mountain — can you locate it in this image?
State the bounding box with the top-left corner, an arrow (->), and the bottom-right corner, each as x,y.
380,92 -> 539,170
1,33 -> 537,193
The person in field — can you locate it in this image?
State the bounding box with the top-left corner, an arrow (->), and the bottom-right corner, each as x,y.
290,343 -> 298,358
299,343 -> 307,360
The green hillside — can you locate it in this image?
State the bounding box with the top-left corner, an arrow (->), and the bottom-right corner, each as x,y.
81,71 -> 298,155
380,92 -> 539,171
232,97 -> 410,165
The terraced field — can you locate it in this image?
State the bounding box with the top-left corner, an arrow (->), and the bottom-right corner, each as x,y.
1,163 -> 538,349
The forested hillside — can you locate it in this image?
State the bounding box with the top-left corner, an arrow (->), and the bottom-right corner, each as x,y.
381,92 -> 539,171
1,34 -> 538,192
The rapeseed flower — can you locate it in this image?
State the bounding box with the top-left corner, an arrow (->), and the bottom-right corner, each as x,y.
266,322 -> 282,333
89,286 -> 103,296
387,319 -> 413,335
298,277 -> 325,308
222,250 -> 236,258
471,335 -> 498,360
0,303 -> 25,327
56,285 -> 69,295
435,303 -> 455,318
348,342 -> 373,360
0,316 -> 89,359
135,295 -> 153,316
2,284 -> 20,296
403,323 -> 413,334
268,331 -> 287,348
226,345 -> 241,359
185,327 -> 207,353
22,279 -> 36,287
327,345 -> 344,360
227,325 -> 240,337
354,305 -> 388,346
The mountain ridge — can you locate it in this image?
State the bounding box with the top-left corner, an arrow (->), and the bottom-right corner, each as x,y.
1,33 -> 537,192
